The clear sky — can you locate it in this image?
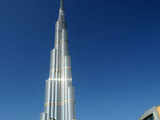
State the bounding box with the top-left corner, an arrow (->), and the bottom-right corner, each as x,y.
0,0 -> 160,120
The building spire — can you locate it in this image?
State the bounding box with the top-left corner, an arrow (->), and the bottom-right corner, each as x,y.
60,0 -> 64,10
58,0 -> 65,20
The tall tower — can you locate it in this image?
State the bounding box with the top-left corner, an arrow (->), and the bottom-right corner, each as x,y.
40,0 -> 76,120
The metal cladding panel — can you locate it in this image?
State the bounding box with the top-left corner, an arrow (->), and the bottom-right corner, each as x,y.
57,105 -> 61,120
40,112 -> 46,120
64,78 -> 68,120
54,73 -> 58,119
54,22 -> 61,49
71,87 -> 76,119
49,49 -> 55,79
45,80 -> 49,103
51,80 -> 56,118
67,87 -> 73,120
61,56 -> 65,81
64,56 -> 72,80
57,81 -> 61,102
64,56 -> 71,67
62,29 -> 67,41
61,29 -> 68,56
45,80 -> 51,114
61,85 -> 65,120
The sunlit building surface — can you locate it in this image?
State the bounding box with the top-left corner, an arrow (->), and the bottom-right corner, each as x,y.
40,0 -> 76,120
139,106 -> 160,120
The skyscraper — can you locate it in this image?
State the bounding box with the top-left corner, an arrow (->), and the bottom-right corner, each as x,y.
40,0 -> 76,120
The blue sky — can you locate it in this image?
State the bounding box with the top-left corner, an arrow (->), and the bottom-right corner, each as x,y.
0,0 -> 160,120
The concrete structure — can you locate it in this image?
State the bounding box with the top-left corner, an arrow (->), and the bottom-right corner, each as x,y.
40,0 -> 76,120
139,106 -> 160,120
